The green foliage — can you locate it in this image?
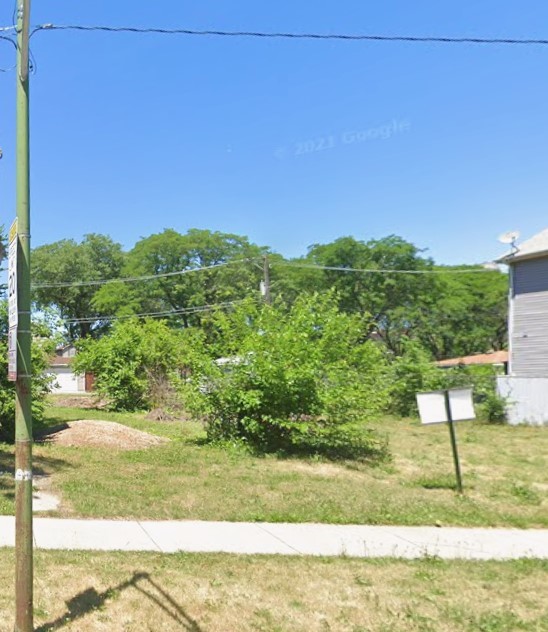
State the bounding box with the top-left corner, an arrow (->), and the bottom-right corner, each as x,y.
389,341 -> 447,416
275,236 -> 507,360
93,228 -> 267,327
74,318 -> 191,411
293,235 -> 439,354
32,234 -> 125,339
389,342 -> 505,419
479,391 -> 507,423
182,294 -> 391,459
414,267 -> 508,360
0,301 -> 55,441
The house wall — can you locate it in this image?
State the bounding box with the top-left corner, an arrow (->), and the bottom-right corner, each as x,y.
510,257 -> 548,377
497,376 -> 548,426
50,366 -> 86,394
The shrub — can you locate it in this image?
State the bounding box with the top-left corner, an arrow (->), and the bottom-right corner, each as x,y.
182,294 -> 391,459
74,319 -> 190,411
390,341 -> 506,421
0,301 -> 55,441
389,341 -> 447,416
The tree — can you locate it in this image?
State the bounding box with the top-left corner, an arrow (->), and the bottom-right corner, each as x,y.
32,234 -> 125,339
182,293 -> 391,459
295,235 -> 439,353
93,228 -> 268,327
74,318 -> 191,411
413,267 -> 508,359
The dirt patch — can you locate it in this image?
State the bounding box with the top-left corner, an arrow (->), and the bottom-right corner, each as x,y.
145,408 -> 176,422
49,395 -> 106,409
39,420 -> 169,450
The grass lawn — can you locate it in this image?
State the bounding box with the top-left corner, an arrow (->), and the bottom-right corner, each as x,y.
0,403 -> 546,527
0,550 -> 546,631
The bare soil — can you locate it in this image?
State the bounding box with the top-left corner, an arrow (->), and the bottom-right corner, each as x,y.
39,420 -> 169,450
49,395 -> 106,409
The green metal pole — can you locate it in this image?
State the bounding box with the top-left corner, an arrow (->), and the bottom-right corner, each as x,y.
444,390 -> 463,494
14,1 -> 33,630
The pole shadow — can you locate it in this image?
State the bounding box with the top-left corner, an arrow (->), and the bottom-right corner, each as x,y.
35,571 -> 203,631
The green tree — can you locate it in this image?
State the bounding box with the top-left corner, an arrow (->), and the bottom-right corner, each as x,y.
413,267 -> 508,359
182,293 -> 391,459
74,318 -> 191,411
292,235 -> 438,353
32,234 -> 125,339
93,228 -> 268,327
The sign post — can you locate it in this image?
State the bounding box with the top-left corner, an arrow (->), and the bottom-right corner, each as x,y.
416,388 -> 475,494
444,390 -> 463,493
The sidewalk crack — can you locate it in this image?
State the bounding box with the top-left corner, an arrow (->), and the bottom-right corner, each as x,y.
255,524 -> 303,554
136,521 -> 163,552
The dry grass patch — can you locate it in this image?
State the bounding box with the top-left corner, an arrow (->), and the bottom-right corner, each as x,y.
0,551 -> 545,631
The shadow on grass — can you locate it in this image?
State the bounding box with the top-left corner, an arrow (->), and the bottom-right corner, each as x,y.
415,475 -> 459,491
36,572 -> 203,631
191,431 -> 390,465
0,450 -> 71,505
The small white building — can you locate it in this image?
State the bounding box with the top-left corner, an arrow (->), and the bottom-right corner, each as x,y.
49,344 -> 91,394
497,228 -> 548,425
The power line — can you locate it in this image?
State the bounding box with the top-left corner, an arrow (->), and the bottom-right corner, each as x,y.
63,300 -> 245,324
32,259 -> 255,289
0,34 -> 17,72
27,23 -> 548,47
31,257 -> 499,291
274,262 -> 501,275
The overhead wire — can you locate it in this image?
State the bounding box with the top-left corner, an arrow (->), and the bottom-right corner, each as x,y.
31,257 -> 502,291
32,259 -> 255,289
62,300 -> 248,324
274,262 -> 501,275
27,23 -> 548,47
0,34 -> 17,73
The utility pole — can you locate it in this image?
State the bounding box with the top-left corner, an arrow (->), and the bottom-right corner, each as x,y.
14,1 -> 33,630
262,255 -> 271,305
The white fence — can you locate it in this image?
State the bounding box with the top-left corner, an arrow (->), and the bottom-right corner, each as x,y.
497,376 -> 548,426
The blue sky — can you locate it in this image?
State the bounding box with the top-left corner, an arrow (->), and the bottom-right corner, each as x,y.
1,1 -> 548,264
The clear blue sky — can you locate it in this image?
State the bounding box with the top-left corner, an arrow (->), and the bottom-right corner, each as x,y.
1,1 -> 547,265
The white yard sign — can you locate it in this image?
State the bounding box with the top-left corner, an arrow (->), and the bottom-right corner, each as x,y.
8,220 -> 17,381
416,388 -> 475,425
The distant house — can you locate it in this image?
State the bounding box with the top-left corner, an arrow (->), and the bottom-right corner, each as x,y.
496,228 -> 548,425
436,350 -> 508,370
49,344 -> 93,394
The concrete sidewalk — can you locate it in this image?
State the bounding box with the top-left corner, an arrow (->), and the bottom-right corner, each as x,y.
0,516 -> 547,560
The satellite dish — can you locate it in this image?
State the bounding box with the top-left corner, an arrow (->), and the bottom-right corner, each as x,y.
498,230 -> 520,245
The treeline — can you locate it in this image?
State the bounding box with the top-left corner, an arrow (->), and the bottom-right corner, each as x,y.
30,228 -> 508,360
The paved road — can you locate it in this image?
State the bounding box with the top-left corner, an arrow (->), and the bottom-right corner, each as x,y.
0,517 -> 546,559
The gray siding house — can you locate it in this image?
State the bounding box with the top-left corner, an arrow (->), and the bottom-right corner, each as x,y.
497,228 -> 548,425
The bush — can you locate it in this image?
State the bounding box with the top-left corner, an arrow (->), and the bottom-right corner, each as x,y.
0,302 -> 55,441
74,319 -> 190,411
390,341 -> 506,421
182,294 -> 391,459
389,341 -> 447,416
